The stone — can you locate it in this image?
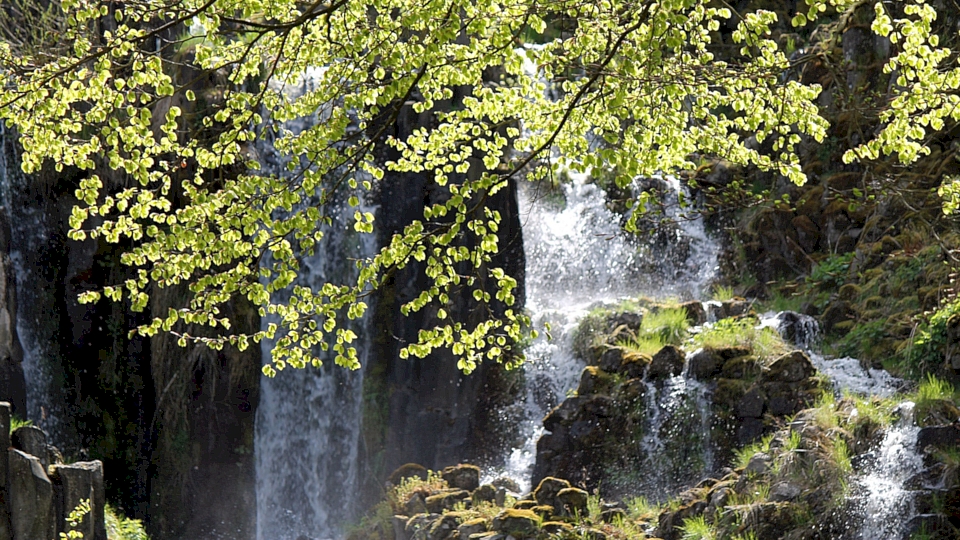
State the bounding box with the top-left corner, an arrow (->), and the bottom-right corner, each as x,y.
687,348 -> 721,380
744,452 -> 772,476
472,484 -> 497,505
769,482 -> 801,502
11,425 -> 51,469
917,424 -> 960,452
717,346 -> 753,360
737,388 -> 765,419
577,366 -> 607,395
405,492 -> 427,516
457,518 -> 487,538
428,514 -> 461,540
679,301 -> 707,325
619,353 -> 649,379
765,351 -> 815,383
598,348 -> 623,372
389,463 -> 429,485
424,490 -> 469,513
556,487 -> 588,516
51,461 -> 105,540
392,515 -> 411,540
722,356 -> 762,379
442,464 -> 480,491
491,509 -> 538,538
490,477 -> 520,493
543,398 -> 583,432
533,477 -> 571,511
9,449 -> 54,540
51,461 -> 106,540
540,521 -> 573,535
405,514 -> 435,536
649,345 -> 684,379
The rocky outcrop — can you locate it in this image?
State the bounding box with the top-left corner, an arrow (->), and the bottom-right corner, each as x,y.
0,402 -> 107,540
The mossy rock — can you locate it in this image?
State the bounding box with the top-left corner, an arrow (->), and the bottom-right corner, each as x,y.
389,463 -> 429,485
458,517 -> 489,538
442,464 -> 481,491
472,484 -> 497,505
425,490 -> 469,513
513,500 -> 539,510
837,283 -> 860,301
429,513 -> 464,540
577,366 -> 618,396
492,509 -> 539,538
540,521 -> 573,535
619,352 -> 651,379
530,504 -> 555,519
721,356 -> 762,380
556,487 -> 589,516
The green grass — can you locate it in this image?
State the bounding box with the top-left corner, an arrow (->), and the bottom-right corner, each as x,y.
105,505 -> 149,540
733,433 -> 774,470
10,416 -> 32,434
913,374 -> 959,426
712,284 -> 736,302
680,515 -> 719,540
694,317 -> 789,360
616,334 -> 665,356
641,307 -> 690,345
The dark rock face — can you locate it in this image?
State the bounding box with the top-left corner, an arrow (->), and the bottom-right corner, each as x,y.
441,464 -> 480,492
9,449 -> 53,540
362,97 -> 526,497
917,424 -> 960,453
51,461 -> 107,540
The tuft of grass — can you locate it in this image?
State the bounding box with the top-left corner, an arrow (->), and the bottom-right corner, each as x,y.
10,416 -> 32,434
641,307 -> 690,346
695,317 -> 790,360
616,334 -> 665,356
105,505 -> 149,540
680,515 -> 718,540
913,374 -> 959,426
712,285 -> 736,302
733,433 -> 774,470
625,496 -> 659,521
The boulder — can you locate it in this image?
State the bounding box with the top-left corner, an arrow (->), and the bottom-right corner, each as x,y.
389,463 -> 428,485
598,348 -> 623,372
769,482 -> 801,502
457,518 -> 487,538
441,464 -> 480,491
737,388 -> 766,419
687,348 -> 721,380
533,477 -> 571,511
424,490 -> 469,513
599,508 -> 626,523
11,425 -> 51,470
917,424 -> 960,453
51,460 -> 106,540
744,452 -> 772,476
491,509 -> 538,538
680,301 -> 707,325
543,398 -> 583,432
649,345 -> 684,379
9,449 -> 54,540
556,487 -> 588,516
392,515 -> 410,540
765,351 -> 815,383
472,484 -> 496,505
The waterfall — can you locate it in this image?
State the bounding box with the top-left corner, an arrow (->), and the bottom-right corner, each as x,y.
0,126 -> 60,436
488,173 -> 720,491
253,78 -> 376,539
856,401 -> 923,539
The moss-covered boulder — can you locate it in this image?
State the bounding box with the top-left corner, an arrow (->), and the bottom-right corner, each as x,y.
491,509 -> 539,538
441,464 -> 480,491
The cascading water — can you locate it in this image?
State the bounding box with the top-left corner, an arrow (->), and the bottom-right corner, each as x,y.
856,401 -> 924,540
253,81 -> 375,539
763,310 -> 924,536
489,173 -> 720,491
0,126 -> 60,436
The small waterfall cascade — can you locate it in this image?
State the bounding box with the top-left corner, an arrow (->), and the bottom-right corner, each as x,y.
762,310 -> 925,535
490,174 -> 720,491
253,76 -> 375,540
634,356 -> 714,500
0,126 -> 59,435
856,401 -> 923,539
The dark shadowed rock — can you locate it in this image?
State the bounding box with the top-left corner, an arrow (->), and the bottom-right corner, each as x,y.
680,301 -> 706,325
687,348 -> 721,380
534,477 -> 571,511
389,463 -> 428,485
649,345 -> 684,379
598,348 -> 623,372
766,351 -> 815,383
543,398 -> 584,432
737,389 -> 766,419
442,464 -> 480,491
11,425 -> 51,470
917,424 -> 960,452
556,487 -> 588,516
51,460 -> 106,540
9,449 -> 54,540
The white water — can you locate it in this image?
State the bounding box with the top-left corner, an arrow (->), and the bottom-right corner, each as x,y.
487,173 -> 720,492
762,310 -> 923,536
254,86 -> 376,538
0,126 -> 59,436
856,402 -> 923,539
